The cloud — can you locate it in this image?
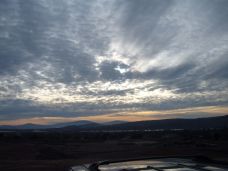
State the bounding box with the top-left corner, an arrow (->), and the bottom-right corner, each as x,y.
99,60 -> 129,80
0,0 -> 228,122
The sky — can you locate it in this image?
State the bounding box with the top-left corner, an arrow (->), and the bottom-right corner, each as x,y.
0,0 -> 228,125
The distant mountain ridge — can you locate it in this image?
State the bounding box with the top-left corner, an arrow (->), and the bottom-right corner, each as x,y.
0,120 -> 97,130
0,120 -> 127,130
58,115 -> 228,131
93,115 -> 228,131
0,115 -> 228,131
102,120 -> 128,125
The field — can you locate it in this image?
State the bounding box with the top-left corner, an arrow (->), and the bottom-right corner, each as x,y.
0,129 -> 228,171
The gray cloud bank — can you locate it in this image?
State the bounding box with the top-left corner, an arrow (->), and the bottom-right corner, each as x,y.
0,0 -> 228,120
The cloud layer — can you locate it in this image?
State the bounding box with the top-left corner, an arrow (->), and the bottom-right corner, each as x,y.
0,0 -> 228,122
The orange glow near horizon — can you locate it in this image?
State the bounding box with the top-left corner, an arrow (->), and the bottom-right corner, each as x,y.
0,105 -> 227,126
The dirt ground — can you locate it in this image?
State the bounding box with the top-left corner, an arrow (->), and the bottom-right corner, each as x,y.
0,130 -> 228,171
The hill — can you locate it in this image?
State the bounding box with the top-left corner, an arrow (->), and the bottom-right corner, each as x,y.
91,115 -> 228,131
1,115 -> 227,131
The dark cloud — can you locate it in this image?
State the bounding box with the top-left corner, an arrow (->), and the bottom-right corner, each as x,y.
0,99 -> 118,121
0,0 -> 107,81
0,0 -> 228,121
99,61 -> 129,81
141,62 -> 195,80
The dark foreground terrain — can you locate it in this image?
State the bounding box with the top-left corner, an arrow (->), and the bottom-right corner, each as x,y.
0,129 -> 228,171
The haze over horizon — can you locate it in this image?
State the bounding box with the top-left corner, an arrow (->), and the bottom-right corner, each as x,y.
0,0 -> 228,125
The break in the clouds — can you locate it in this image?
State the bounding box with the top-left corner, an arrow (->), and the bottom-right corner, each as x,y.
0,0 -> 228,123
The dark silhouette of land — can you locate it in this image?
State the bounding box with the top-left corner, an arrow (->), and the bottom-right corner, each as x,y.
1,115 -> 228,131
57,115 -> 228,131
0,115 -> 228,171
